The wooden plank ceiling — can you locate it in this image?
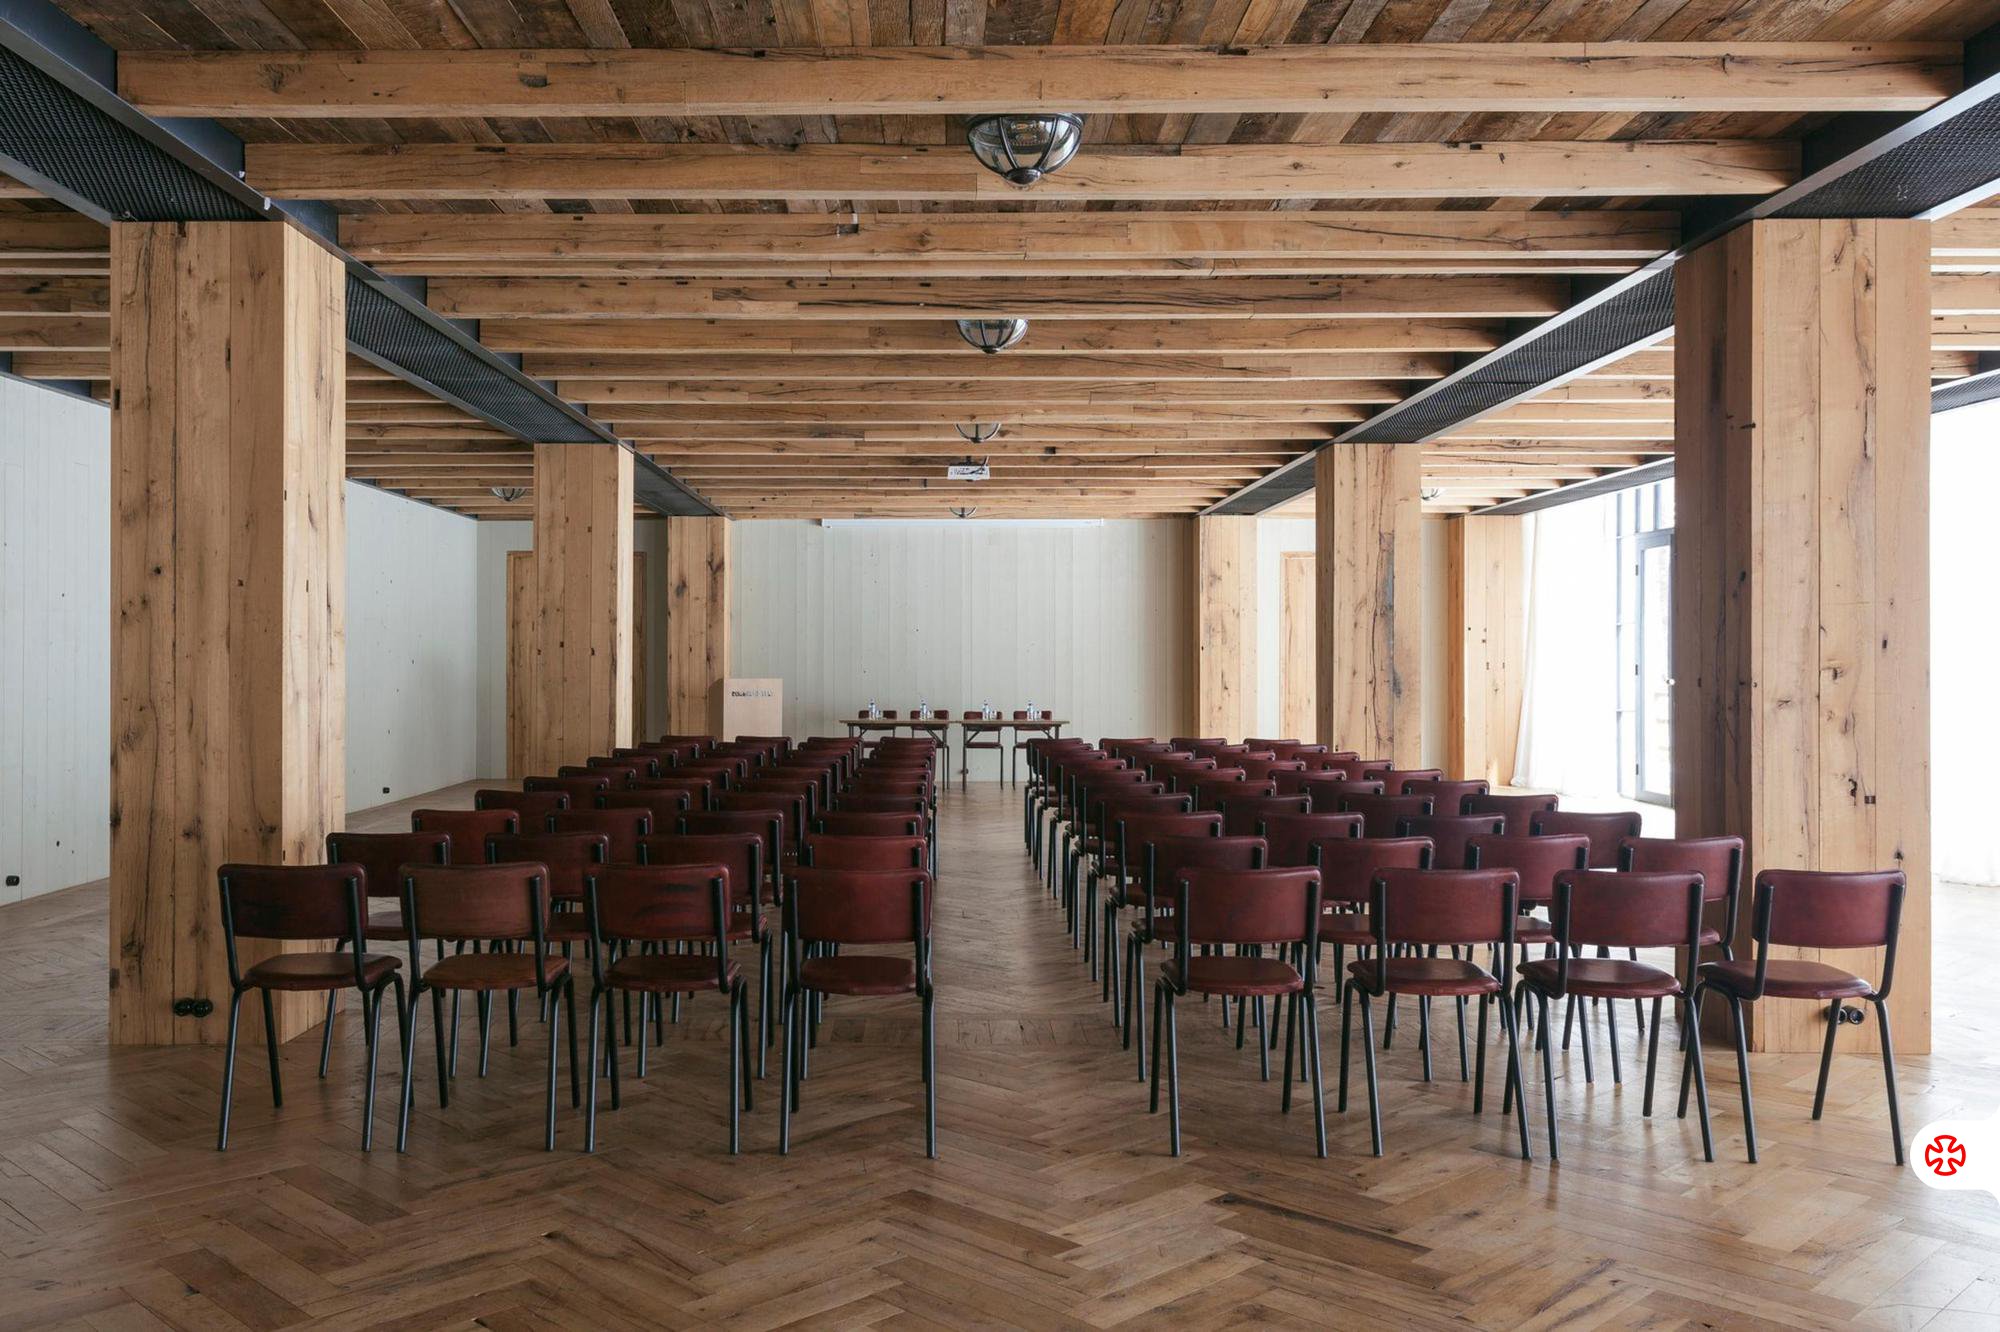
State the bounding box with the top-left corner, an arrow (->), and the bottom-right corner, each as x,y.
6,0 -> 2000,520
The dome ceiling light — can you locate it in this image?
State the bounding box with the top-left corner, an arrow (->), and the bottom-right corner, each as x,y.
967,114 -> 1084,187
490,485 -> 528,503
956,317 -> 1028,354
956,421 -> 1003,444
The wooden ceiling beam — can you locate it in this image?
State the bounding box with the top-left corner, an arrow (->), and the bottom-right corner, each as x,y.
0,278 -> 108,316
0,316 -> 109,351
598,404 -> 1361,425
636,440 -> 1308,457
340,210 -> 1679,263
0,215 -> 109,257
247,141 -> 1796,203
520,351 -> 1453,381
480,317 -> 1502,355
120,44 -> 1957,119
624,423 -> 1335,442
565,378 -> 1407,405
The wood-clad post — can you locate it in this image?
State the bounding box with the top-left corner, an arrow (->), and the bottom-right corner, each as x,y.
1674,218 -> 1931,1055
1314,445 -> 1421,761
109,222 -> 346,1046
1443,514 -> 1526,785
528,444 -> 634,772
663,516 -> 730,737
1195,515 -> 1257,740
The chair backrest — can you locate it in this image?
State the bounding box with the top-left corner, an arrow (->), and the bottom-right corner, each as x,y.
1090,790 -> 1186,832
1395,813 -> 1507,871
1757,869 -> 1905,953
325,830 -> 450,902
1465,833 -> 1589,907
1620,835 -> 1743,907
1218,792 -> 1310,839
1555,869 -> 1705,953
217,863 -> 362,942
403,862 -> 547,945
1529,809 -> 1644,868
1338,792 -> 1434,838
599,791 -> 694,835
1464,791 -> 1560,823
584,864 -> 731,967
1370,868 -> 1520,950
549,807 -> 651,862
802,833 -> 928,871
474,788 -> 568,821
561,762 -> 637,787
788,866 -> 932,946
486,831 -> 609,900
1113,810 -> 1221,874
1238,755 -> 1307,782
837,793 -> 929,816
1311,835 -> 1433,906
717,792 -> 799,852
588,753 -> 658,779
813,809 -> 928,839
640,831 -> 764,912
1148,834 -> 1266,906
1273,766 -> 1349,795
1299,775 -> 1382,808
679,809 -> 784,896
1400,777 -> 1491,812
523,773 -> 613,804
1183,771 -> 1262,810
1256,811 -> 1363,867
411,808 -> 518,864
630,775 -> 714,809
1169,737 -> 1226,752
1173,867 -> 1321,950
1362,766 -> 1443,790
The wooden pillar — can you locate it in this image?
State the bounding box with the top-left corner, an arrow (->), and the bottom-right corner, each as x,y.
109,222 -> 346,1046
663,516 -> 730,737
1315,444 -> 1421,762
528,444 -> 634,772
1674,218 -> 1930,1054
1194,515 -> 1257,740
1443,514 -> 1526,785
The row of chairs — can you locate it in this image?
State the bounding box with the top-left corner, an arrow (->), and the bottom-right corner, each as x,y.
214,733 -> 947,1157
857,706 -> 1056,784
1021,735 -> 1909,1165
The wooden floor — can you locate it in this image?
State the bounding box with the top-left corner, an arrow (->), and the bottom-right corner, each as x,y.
5,782 -> 2000,1330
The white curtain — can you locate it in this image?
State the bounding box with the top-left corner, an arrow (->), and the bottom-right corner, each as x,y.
1512,494 -> 1621,801
1934,407 -> 2000,885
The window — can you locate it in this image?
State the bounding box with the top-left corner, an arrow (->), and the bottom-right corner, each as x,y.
1615,480 -> 1674,804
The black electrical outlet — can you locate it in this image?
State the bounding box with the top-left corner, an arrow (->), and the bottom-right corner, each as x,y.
4,874 -> 18,887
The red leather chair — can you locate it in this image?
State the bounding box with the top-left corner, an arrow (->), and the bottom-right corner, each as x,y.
1529,809 -> 1644,868
523,773 -> 613,806
1256,811 -> 1363,868
215,863 -> 404,1151
411,808 -> 517,862
1396,813 -> 1506,872
1465,791 -> 1559,824
1218,792 -> 1311,840
802,833 -> 927,872
1152,866 -> 1326,1157
1686,869 -> 1908,1164
1298,774 -> 1381,808
474,788 -> 568,822
549,807 -> 651,864
1123,833 -> 1267,1080
1401,777 -> 1491,812
322,830 -> 447,1077
1100,810 -> 1221,1021
814,809 -> 927,840
642,831 -> 773,1073
1338,792 -> 1434,839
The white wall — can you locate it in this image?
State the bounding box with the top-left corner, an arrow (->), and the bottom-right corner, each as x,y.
0,374 -> 486,905
343,483 -> 481,808
0,379 -> 109,905
1253,516 -> 1314,741
730,520 -> 1193,768
472,516 -> 668,775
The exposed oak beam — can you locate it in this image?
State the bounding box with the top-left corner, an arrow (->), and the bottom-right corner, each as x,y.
120,44 -> 1958,119
518,351 -> 1454,381
562,378 -> 1407,404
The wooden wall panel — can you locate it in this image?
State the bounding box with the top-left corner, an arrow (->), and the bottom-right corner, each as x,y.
633,550 -> 647,741
509,545 -> 645,775
1195,515 -> 1257,741
1279,550 -> 1316,743
1314,444 -> 1421,762
1443,514 -> 1525,785
1673,218 -> 1930,1054
664,516 -> 730,737
528,445 -> 634,773
109,222 -> 346,1046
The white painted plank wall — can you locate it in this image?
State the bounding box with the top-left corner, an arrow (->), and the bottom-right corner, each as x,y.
730,520 -> 1193,771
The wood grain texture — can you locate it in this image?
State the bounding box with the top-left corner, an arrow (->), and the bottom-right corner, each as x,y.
1279,550 -> 1316,745
108,222 -> 346,1046
527,444 -> 633,772
1315,444 -> 1421,764
1444,514 -> 1525,786
1194,515 -> 1256,741
663,516 -> 730,737
504,548 -> 535,781
1673,218 -> 1931,1055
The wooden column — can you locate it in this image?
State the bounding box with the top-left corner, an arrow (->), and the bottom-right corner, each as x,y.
663,516 -> 730,737
1194,515 -> 1257,740
109,222 -> 346,1046
1674,217 -> 1931,1054
1315,444 -> 1421,761
528,444 -> 634,772
1443,514 -> 1526,785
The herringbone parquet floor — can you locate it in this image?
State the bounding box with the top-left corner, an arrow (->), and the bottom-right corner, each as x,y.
4,781 -> 2000,1329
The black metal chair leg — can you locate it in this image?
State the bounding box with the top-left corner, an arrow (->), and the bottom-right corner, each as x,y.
1472,994 -> 1491,1114
395,986 -> 422,1153
260,989 -> 284,1109
1281,992 -> 1298,1112
476,991 -> 493,1077
1539,992 -> 1559,1161
1642,994 -> 1663,1116
216,989 -> 244,1151
430,989 -> 451,1108
544,983 -> 563,1152
1417,996 -> 1433,1083
727,986 -> 741,1155
1606,996 -> 1623,1085
1686,994 -> 1715,1162
1455,995 -> 1469,1083
1873,998 -> 1905,1166
1304,993 -> 1327,1158
1337,981 -> 1354,1114
584,989 -> 603,1153
319,987 -> 338,1079
565,978 -> 581,1110
1358,990 -> 1384,1156
924,990 -> 938,1160
1165,988 -> 1182,1156
1729,994 -> 1757,1163
1811,998 -> 1841,1120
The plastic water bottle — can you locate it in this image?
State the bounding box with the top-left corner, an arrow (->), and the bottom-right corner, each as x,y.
1026,698 -> 1035,720
918,697 -> 929,720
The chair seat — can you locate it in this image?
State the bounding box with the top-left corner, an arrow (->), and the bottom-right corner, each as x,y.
363,906 -> 406,942
424,952 -> 570,992
1519,956 -> 1681,999
1516,914 -> 1554,945
1318,912 -> 1373,947
545,910 -> 591,944
798,954 -> 918,996
1161,955 -> 1303,997
1699,925 -> 1723,947
1699,958 -> 1873,1000
1348,956 -> 1499,997
245,952 -> 400,991
607,953 -> 740,994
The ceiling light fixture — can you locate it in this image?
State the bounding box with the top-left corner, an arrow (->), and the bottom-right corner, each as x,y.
956,317 -> 1028,354
967,114 -> 1084,187
949,506 -> 980,520
490,485 -> 528,503
956,421 -> 1003,444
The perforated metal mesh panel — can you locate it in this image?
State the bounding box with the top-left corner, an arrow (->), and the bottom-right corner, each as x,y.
1778,93 -> 2000,218
1932,372 -> 2000,414
0,45 -> 258,221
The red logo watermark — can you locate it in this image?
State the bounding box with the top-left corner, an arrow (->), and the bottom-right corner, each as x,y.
1924,1134 -> 1967,1178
